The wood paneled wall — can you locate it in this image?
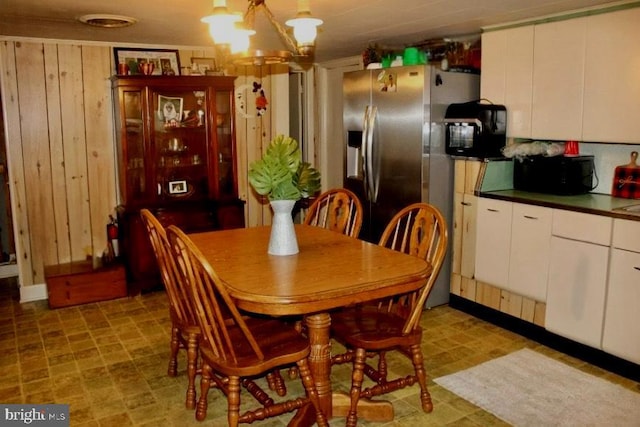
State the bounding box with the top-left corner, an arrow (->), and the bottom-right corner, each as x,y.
0,39 -> 290,294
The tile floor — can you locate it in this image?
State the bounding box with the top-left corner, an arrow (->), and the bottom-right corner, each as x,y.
1,277 -> 638,426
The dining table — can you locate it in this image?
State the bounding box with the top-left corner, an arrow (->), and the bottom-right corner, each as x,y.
188,224 -> 432,425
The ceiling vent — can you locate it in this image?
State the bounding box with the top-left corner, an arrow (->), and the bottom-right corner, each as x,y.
78,14 -> 137,28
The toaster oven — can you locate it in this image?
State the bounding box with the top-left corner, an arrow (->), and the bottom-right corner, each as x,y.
444,101 -> 507,158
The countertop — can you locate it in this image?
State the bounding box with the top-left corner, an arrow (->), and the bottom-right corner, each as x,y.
479,189 -> 640,221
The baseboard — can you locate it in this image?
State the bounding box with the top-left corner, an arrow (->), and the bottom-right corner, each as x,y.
20,283 -> 48,303
449,294 -> 640,383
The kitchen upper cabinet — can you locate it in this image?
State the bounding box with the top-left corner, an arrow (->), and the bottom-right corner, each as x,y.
480,26 -> 534,138
481,7 -> 640,144
546,210 -> 612,349
582,8 -> 640,143
507,203 -> 552,301
602,219 -> 640,364
475,198 -> 512,288
531,17 -> 586,141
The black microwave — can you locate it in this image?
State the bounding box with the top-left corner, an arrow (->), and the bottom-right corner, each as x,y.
513,155 -> 595,195
444,101 -> 507,158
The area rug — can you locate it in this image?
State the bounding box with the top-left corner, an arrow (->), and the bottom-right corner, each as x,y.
434,348 -> 640,426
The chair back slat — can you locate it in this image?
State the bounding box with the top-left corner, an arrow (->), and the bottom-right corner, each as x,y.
140,209 -> 197,326
304,188 -> 363,238
166,225 -> 265,365
378,203 -> 448,335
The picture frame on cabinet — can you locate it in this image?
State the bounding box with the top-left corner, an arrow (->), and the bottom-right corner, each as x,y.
157,95 -> 183,125
190,57 -> 218,75
168,180 -> 188,194
113,47 -> 180,76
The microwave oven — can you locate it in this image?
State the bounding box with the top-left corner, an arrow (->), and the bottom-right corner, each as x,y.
513,155 -> 595,195
444,101 -> 507,158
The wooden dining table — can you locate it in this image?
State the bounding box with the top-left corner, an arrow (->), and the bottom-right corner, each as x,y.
188,224 -> 432,425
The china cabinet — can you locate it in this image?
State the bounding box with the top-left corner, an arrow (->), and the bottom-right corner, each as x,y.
111,75 -> 244,293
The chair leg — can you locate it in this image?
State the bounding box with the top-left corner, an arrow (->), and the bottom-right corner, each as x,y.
185,333 -> 198,409
168,324 -> 180,377
378,350 -> 388,382
296,358 -> 328,427
227,376 -> 241,427
266,370 -> 287,396
347,347 -> 367,427
196,363 -> 212,421
409,345 -> 433,413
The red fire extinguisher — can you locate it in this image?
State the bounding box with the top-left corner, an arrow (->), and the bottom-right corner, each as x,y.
107,215 -> 119,258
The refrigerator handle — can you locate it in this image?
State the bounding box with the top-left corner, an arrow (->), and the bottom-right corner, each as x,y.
366,105 -> 378,202
361,105 -> 371,201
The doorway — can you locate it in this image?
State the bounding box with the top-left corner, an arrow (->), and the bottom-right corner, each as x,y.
0,91 -> 17,278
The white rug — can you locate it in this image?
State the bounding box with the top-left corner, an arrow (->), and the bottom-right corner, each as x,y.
434,348 -> 640,426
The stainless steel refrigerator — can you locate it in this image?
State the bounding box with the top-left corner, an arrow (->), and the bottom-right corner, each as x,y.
343,65 -> 479,307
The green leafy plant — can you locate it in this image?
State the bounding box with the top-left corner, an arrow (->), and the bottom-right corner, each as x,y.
248,135 -> 321,201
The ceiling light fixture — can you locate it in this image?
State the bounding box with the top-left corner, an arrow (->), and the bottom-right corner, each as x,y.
78,14 -> 137,28
201,0 -> 322,66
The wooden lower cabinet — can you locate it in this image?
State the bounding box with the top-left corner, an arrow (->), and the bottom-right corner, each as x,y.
118,199 -> 245,294
45,261 -> 127,308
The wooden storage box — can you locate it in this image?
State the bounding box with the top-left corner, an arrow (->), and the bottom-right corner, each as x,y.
45,260 -> 127,308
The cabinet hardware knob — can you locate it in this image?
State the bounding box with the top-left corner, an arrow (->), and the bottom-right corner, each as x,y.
524,215 -> 538,220
461,202 -> 471,206
487,208 -> 499,212
634,266 -> 640,271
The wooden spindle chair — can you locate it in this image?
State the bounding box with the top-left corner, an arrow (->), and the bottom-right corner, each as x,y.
140,209 -> 200,409
303,188 -> 363,237
330,203 -> 448,427
166,225 -> 328,427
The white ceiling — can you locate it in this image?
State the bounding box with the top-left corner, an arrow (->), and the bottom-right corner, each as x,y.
0,0 -> 625,63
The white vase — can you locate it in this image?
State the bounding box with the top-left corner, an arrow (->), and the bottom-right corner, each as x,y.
268,200 -> 299,256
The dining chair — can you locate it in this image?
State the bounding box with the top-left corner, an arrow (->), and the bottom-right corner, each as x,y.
166,225 -> 328,427
303,188 -> 363,237
140,208 -> 200,409
330,202 -> 448,427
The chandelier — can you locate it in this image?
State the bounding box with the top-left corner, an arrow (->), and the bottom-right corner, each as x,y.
201,0 -> 323,66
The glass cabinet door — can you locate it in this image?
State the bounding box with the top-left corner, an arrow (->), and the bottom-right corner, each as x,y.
152,88 -> 210,202
123,90 -> 145,200
216,90 -> 234,198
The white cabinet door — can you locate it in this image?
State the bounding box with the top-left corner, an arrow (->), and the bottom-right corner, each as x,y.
480,30 -> 506,105
532,17 -> 587,141
475,198 -> 512,287
481,26 -> 534,138
507,204 -> 552,301
546,235 -> 609,348
602,248 -> 640,364
583,8 -> 640,143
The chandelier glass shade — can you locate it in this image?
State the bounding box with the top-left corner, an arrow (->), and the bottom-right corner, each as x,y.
201,0 -> 323,65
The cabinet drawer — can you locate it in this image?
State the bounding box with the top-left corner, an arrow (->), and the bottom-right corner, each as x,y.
612,219 -> 640,252
551,209 -> 611,245
46,262 -> 127,308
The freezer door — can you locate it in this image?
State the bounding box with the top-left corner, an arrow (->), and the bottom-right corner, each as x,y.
367,66 -> 426,242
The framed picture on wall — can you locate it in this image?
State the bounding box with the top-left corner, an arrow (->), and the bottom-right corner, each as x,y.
113,48 -> 181,76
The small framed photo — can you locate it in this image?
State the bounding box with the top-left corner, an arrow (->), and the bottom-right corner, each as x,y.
191,57 -> 217,75
114,47 -> 180,76
168,180 -> 188,194
158,95 -> 183,124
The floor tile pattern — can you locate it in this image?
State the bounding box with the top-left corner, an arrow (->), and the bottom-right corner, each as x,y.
1,277 -> 638,426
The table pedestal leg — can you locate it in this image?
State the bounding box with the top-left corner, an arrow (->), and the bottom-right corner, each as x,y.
305,312 -> 332,419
